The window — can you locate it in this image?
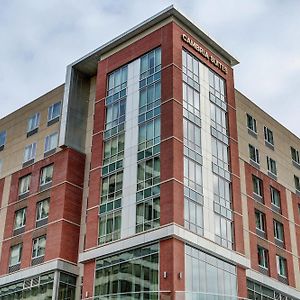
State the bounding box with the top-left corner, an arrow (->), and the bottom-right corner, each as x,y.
183,82 -> 200,115
291,147 -> 300,164
184,157 -> 202,194
294,175 -> 300,192
103,133 -> 125,167
138,118 -> 160,155
257,246 -> 269,269
107,65 -> 128,96
27,112 -> 40,133
40,165 -> 53,186
98,211 -> 121,244
23,142 -> 36,163
267,156 -> 277,175
212,137 -> 229,171
249,144 -> 260,164
270,187 -> 281,208
14,208 -> 26,229
264,126 -> 274,145
137,157 -> 160,200
276,255 -> 287,277
18,174 -> 31,196
247,113 -> 257,133
252,175 -> 263,197
44,132 -> 58,153
0,130 -> 7,149
273,220 -> 284,242
32,236 -> 46,258
48,101 -> 61,122
36,199 -> 50,221
255,210 -> 266,233
215,214 -> 233,249
101,171 -> 123,204
136,197 -> 160,233
9,244 -> 22,266
209,69 -> 226,103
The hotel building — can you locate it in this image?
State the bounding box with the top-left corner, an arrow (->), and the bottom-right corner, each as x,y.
0,6 -> 299,300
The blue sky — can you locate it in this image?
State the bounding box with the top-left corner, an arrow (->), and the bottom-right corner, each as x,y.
1,0 -> 300,136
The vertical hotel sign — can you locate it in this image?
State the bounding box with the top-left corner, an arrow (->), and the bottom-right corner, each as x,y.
182,34 -> 228,74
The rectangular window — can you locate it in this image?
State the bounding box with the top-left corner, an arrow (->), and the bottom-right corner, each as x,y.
48,101 -> 61,122
136,197 -> 160,233
212,137 -> 229,171
18,174 -> 31,196
294,175 -> 300,192
0,130 -> 7,149
291,147 -> 300,164
184,157 -> 203,194
14,208 -> 26,229
36,199 -> 50,221
267,156 -> 277,175
183,82 -> 200,115
211,103 -> 227,135
184,198 -> 203,236
44,132 -> 58,153
40,165 -> 53,186
32,236 -> 46,258
137,157 -> 160,201
252,175 -> 263,197
101,171 -> 123,204
255,210 -> 265,233
215,214 -> 233,249
209,69 -> 226,103
273,220 -> 284,242
9,244 -> 22,266
23,142 -> 36,163
98,210 -> 121,244
270,187 -> 281,208
249,144 -> 259,164
264,126 -> 274,145
257,246 -> 269,269
247,114 -> 257,133
27,112 -> 40,133
276,255 -> 287,277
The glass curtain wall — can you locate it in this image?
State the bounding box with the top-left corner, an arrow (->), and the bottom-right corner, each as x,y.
94,244 -> 159,299
182,50 -> 204,235
99,66 -> 128,245
136,48 -> 161,233
185,245 -> 237,299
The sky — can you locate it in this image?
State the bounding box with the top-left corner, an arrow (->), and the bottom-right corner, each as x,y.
1,0 -> 300,136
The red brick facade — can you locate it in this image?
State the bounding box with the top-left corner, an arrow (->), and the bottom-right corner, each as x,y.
0,148 -> 85,275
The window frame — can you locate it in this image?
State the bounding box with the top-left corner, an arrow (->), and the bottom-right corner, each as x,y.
9,243 -> 22,267
276,255 -> 287,278
40,164 -> 54,187
246,113 -> 257,133
27,112 -> 40,133
294,175 -> 300,192
255,210 -> 266,233
252,175 -> 263,198
0,130 -> 7,148
267,156 -> 277,176
270,186 -> 281,208
273,220 -> 284,243
14,208 -> 26,230
249,144 -> 260,164
23,142 -> 37,163
264,126 -> 274,146
18,174 -> 31,196
257,246 -> 269,269
32,235 -> 46,259
291,146 -> 300,164
44,132 -> 58,153
48,101 -> 61,122
36,199 -> 50,221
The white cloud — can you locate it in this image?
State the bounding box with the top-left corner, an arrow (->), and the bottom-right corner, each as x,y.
0,0 -> 299,136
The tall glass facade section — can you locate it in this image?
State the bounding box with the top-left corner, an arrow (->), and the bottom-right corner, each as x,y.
94,244 -> 159,299
209,69 -> 233,249
185,245 -> 237,298
99,66 -> 128,245
182,50 -> 204,235
136,48 -> 161,233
